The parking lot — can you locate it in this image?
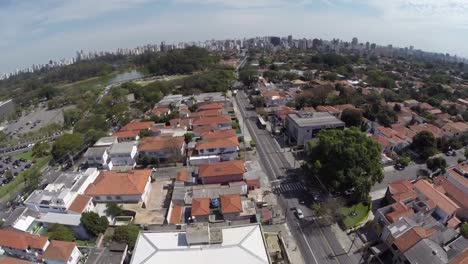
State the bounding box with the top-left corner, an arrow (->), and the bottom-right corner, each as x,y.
1,104 -> 74,137
0,155 -> 32,186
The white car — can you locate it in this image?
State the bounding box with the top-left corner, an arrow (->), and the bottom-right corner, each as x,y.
295,209 -> 304,220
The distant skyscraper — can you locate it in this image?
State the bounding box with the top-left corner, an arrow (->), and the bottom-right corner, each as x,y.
351,37 -> 358,49
288,35 -> 293,44
270,36 -> 281,46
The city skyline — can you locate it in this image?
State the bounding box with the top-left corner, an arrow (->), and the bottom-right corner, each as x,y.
1,0 -> 468,73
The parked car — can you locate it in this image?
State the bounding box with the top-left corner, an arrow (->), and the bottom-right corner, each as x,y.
394,163 -> 405,171
295,208 -> 305,220
344,188 -> 355,196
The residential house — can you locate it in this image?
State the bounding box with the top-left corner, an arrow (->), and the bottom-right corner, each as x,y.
151,107 -> 171,117
220,194 -> 243,221
24,169 -> 99,214
108,141 -> 138,169
191,92 -> 227,107
374,126 -> 411,151
261,90 -> 287,107
190,198 -> 211,222
195,130 -> 239,161
119,121 -> 154,132
84,146 -> 110,169
138,136 -> 185,163
94,136 -> 117,147
198,160 -> 245,185
403,99 -> 419,108
43,240 -> 81,264
113,130 -> 139,143
285,112 -> 345,145
37,213 -> 91,240
197,103 -> 224,111
189,109 -> 223,119
315,105 -> 340,117
84,170 -> 152,205
192,116 -> 232,131
0,230 -> 49,262
434,164 -> 468,219
0,257 -> 34,264
274,106 -> 297,125
442,122 -> 468,138
409,123 -> 443,138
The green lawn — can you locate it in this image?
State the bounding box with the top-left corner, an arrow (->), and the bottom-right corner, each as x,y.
0,156 -> 51,202
340,203 -> 371,229
14,151 -> 34,161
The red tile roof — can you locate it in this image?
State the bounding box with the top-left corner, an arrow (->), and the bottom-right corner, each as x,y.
434,176 -> 468,209
199,160 -> 244,178
447,216 -> 461,229
334,104 -> 356,111
191,198 -> 210,216
152,107 -> 171,116
220,194 -> 242,214
0,230 -> 48,251
120,121 -> 154,132
448,164 -> 468,188
409,123 -> 443,138
195,136 -> 239,150
388,179 -> 417,203
198,103 -> 224,111
449,249 -> 468,264
201,129 -> 237,139
385,202 -> 413,223
138,137 -> 185,152
113,130 -> 139,139
316,105 -> 340,114
414,180 -> 460,215
190,109 -> 223,118
372,135 -> 392,148
302,107 -> 316,113
192,124 -> 220,134
393,227 -> 435,252
192,116 -> 231,126
68,195 -> 92,213
85,170 -> 151,196
43,240 -> 76,262
169,205 -> 183,225
176,171 -> 189,182
0,258 -> 34,264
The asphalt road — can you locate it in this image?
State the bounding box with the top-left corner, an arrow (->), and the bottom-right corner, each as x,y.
371,148 -> 464,192
236,91 -> 359,264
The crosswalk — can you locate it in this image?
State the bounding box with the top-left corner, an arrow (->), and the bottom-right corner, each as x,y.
273,181 -> 307,194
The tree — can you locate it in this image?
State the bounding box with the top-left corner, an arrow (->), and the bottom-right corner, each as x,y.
32,142 -> 50,158
250,97 -> 266,108
4,170 -> 13,181
426,157 -> 447,172
139,129 -> 151,139
51,133 -> 85,161
461,222 -> 468,238
412,131 -> 437,160
46,224 -> 75,242
184,132 -> 194,144
239,68 -> 258,88
398,156 -> 411,167
311,203 -> 324,217
80,212 -> 109,237
105,202 -> 123,217
63,108 -> 81,127
465,148 -> 468,159
341,109 -> 362,127
393,103 -> 401,112
306,128 -> 383,203
112,225 -> 140,249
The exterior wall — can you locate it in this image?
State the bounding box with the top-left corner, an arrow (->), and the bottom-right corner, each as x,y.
45,246 -> 82,264
91,194 -> 143,204
86,151 -> 109,169
109,149 -> 137,167
25,202 -> 68,214
286,121 -> 345,145
192,122 -> 232,130
117,136 -> 139,143
188,156 -> 220,166
198,146 -> 238,161
192,215 -> 210,222
223,212 -> 241,221
139,145 -> 185,163
1,241 -> 49,262
200,174 -> 243,185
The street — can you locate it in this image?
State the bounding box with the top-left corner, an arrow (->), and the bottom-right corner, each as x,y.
236,91 -> 360,264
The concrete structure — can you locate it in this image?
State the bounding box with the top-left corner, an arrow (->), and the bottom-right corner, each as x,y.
0,99 -> 15,121
37,213 -> 91,240
85,243 -> 128,264
94,136 -> 117,147
138,137 -> 185,164
285,112 -> 345,145
24,169 -> 99,214
84,146 -> 110,169
108,141 -> 138,169
130,224 -> 271,264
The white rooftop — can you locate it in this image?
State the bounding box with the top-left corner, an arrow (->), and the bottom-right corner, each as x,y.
130,224 -> 270,264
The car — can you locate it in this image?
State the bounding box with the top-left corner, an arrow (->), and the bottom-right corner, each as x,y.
344,188 -> 355,196
14,172 -> 18,176
445,150 -> 456,156
24,164 -> 31,169
295,209 -> 305,220
394,163 -> 405,171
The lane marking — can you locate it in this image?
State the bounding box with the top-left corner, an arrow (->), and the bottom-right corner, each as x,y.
296,221 -> 319,264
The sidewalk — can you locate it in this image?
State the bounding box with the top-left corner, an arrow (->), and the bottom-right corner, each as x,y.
232,94 -> 252,143
263,223 -> 306,264
330,223 -> 364,263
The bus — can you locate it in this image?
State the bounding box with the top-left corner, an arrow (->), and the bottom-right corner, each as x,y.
257,116 -> 267,129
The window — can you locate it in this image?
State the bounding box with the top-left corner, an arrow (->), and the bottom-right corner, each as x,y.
115,196 -> 122,200
106,196 -> 112,200
208,148 -> 215,152
95,196 -> 101,200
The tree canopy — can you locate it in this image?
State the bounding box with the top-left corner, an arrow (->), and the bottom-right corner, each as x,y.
112,225 -> 140,249
46,224 -> 75,242
306,128 -> 383,202
239,68 -> 258,87
340,108 -> 363,127
80,212 -> 109,237
51,133 -> 85,161
411,131 -> 437,160
105,202 -> 123,217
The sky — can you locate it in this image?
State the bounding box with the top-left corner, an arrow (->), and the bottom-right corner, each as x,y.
1,0 -> 468,73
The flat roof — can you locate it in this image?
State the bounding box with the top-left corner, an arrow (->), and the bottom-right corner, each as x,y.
38,212 -> 82,226
109,141 -> 137,154
85,244 -> 127,264
130,224 -> 270,264
287,112 -> 344,128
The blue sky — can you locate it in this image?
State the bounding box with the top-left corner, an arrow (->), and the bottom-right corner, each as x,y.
1,0 -> 468,73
